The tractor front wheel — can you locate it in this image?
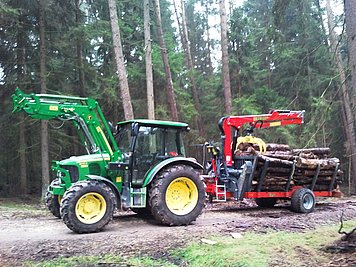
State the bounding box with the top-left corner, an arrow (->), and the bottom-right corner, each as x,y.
149,164 -> 206,226
60,180 -> 115,233
44,191 -> 62,218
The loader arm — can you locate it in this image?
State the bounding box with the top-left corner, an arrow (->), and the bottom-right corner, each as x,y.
219,110 -> 304,166
12,87 -> 120,161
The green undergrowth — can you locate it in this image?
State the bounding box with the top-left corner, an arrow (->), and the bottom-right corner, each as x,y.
26,255 -> 175,267
0,197 -> 47,217
26,220 -> 356,267
175,219 -> 356,267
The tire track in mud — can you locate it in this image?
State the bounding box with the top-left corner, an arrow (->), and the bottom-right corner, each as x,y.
0,198 -> 355,265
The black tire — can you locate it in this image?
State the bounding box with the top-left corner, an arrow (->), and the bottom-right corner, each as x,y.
255,198 -> 277,208
60,180 -> 115,234
291,188 -> 316,213
45,191 -> 61,218
149,164 -> 206,226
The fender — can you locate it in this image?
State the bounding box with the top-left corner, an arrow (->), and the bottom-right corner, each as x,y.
86,175 -> 121,208
142,157 -> 203,187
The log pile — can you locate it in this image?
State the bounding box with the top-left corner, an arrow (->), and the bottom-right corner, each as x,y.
235,143 -> 343,192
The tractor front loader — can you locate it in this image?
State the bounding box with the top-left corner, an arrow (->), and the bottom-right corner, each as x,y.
12,88 -> 206,233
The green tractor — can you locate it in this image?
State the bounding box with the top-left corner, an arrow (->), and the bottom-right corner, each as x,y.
12,88 -> 206,233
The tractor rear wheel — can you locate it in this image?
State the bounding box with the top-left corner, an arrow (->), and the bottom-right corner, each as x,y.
44,191 -> 62,218
291,188 -> 315,213
60,180 -> 115,233
149,164 -> 206,226
255,198 -> 277,208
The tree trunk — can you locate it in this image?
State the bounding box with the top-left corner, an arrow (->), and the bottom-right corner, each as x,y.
204,1 -> 213,74
345,0 -> 356,99
330,0 -> 356,194
75,0 -> 85,96
39,0 -> 50,198
219,0 -> 232,115
315,0 -> 329,45
19,114 -> 27,194
144,0 -> 155,120
152,0 -> 179,121
174,0 -> 205,136
16,13 -> 27,195
108,0 -> 134,120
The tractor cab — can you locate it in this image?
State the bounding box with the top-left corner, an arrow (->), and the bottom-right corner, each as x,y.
115,119 -> 190,186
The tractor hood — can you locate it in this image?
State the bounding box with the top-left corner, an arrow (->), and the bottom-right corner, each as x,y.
58,153 -> 111,165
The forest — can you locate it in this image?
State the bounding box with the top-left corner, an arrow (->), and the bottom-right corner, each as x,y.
0,0 -> 356,197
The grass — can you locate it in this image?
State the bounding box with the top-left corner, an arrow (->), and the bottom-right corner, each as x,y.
174,219 -> 356,267
0,197 -> 47,217
26,255 -> 176,267
25,219 -> 356,267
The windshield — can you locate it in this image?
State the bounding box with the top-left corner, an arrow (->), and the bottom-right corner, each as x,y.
116,124 -> 132,159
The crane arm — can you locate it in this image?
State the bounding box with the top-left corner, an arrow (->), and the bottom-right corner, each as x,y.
219,110 -> 304,166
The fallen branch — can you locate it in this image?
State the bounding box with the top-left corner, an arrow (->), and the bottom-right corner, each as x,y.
338,210 -> 356,241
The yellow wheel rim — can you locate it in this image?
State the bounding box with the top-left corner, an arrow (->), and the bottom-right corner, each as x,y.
75,192 -> 107,224
166,177 -> 199,215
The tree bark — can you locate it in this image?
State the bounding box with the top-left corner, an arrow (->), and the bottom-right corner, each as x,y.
75,0 -> 85,96
152,0 -> 179,121
173,0 -> 205,136
330,0 -> 356,194
219,0 -> 232,115
39,0 -> 50,198
345,0 -> 356,99
204,1 -> 214,74
144,0 -> 155,120
108,0 -> 134,120
19,115 -> 27,194
292,148 -> 330,155
17,12 -> 27,195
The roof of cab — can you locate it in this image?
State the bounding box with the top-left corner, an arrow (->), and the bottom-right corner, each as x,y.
116,119 -> 189,129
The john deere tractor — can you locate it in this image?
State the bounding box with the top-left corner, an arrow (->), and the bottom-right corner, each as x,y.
12,88 -> 206,233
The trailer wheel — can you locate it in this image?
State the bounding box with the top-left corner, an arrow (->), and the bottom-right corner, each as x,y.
60,180 -> 115,233
291,188 -> 315,213
149,164 -> 206,226
45,191 -> 62,218
255,198 -> 277,208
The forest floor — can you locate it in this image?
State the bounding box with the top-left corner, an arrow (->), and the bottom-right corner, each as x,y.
0,197 -> 355,267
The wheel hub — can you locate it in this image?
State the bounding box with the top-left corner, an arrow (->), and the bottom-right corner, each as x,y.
75,192 -> 107,224
166,177 -> 198,216
302,194 -> 314,210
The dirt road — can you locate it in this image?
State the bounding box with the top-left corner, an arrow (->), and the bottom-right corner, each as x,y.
0,198 -> 355,266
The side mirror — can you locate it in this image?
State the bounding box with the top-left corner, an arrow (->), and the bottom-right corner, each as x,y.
108,121 -> 117,135
131,123 -> 139,136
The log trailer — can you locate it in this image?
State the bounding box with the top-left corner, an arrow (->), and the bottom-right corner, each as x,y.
204,110 -> 342,213
12,88 -> 206,233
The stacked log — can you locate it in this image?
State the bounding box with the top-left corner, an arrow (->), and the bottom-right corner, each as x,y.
236,143 -> 342,192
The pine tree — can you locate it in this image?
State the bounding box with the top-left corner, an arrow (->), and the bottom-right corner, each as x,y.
152,0 -> 179,121
39,0 -> 50,198
219,0 -> 232,114
344,0 -> 356,193
144,0 -> 155,120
